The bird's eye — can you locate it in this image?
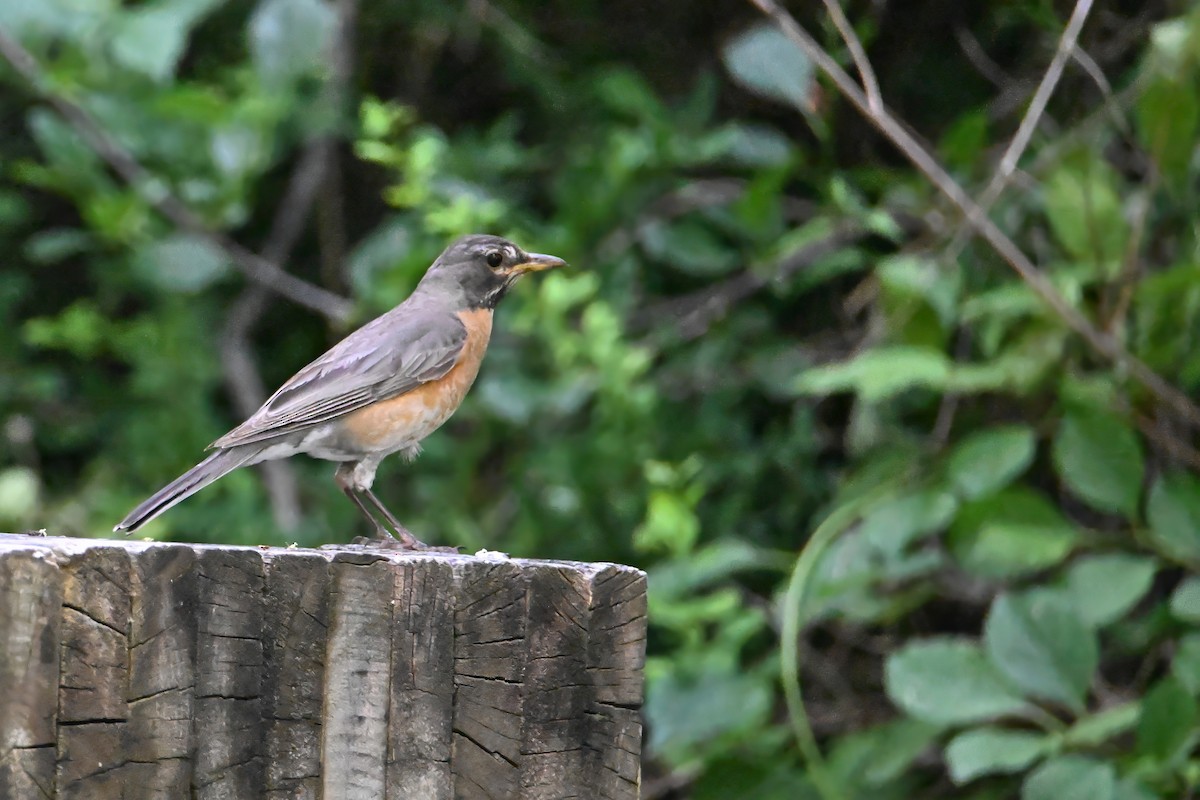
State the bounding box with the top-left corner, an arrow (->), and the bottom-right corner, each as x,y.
485,250 -> 504,269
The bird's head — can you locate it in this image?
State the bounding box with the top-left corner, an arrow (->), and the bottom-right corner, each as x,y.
418,234 -> 567,309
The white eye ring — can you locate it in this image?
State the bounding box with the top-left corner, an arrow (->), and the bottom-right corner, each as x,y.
486,250 -> 504,268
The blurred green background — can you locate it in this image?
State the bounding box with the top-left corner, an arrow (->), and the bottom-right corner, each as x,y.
3,0 -> 1200,797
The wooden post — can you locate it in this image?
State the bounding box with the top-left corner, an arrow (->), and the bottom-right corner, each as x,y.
0,533 -> 646,800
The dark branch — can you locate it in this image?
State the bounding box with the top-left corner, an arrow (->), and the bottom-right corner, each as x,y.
0,28 -> 354,323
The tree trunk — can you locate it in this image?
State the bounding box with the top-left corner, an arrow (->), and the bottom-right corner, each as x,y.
0,534 -> 645,800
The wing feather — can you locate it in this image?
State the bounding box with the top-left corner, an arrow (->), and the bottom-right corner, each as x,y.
210,307 -> 467,449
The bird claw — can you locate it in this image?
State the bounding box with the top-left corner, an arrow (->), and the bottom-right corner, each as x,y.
349,532 -> 461,554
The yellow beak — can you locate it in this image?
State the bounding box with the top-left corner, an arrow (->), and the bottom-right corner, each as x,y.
513,252 -> 568,273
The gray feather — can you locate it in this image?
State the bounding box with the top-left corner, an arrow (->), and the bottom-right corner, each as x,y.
211,304 -> 467,449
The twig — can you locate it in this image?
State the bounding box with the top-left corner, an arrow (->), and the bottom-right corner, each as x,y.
317,151 -> 349,291
1104,174 -> 1154,335
220,144 -> 333,531
954,27 -> 1012,89
930,329 -> 973,447
819,0 -> 881,114
985,0 -> 1094,202
1135,412 -> 1200,473
955,27 -> 1045,124
635,223 -> 870,339
316,0 -> 358,292
0,28 -> 354,323
1070,47 -> 1130,136
744,0 -> 1200,430
217,0 -> 360,531
945,0 -> 1095,261
220,290 -> 272,421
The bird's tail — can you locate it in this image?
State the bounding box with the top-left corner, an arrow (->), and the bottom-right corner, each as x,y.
114,448 -> 256,533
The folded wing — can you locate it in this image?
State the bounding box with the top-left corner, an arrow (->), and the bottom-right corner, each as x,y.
210,307 -> 467,449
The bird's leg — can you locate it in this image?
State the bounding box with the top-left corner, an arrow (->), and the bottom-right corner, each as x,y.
337,483 -> 391,539
359,487 -> 427,549
334,462 -> 395,540
333,462 -> 453,552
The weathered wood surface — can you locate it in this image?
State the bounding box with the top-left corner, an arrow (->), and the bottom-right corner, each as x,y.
0,534 -> 646,800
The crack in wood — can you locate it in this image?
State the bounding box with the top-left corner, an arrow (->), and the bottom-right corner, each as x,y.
1,535 -> 646,799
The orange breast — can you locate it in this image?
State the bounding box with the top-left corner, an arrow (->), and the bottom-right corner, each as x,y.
340,308 -> 493,453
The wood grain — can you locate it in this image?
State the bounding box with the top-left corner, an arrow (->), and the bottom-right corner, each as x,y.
0,545 -> 62,800
0,534 -> 646,800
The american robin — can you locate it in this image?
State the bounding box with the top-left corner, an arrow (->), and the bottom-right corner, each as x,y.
114,234 -> 566,549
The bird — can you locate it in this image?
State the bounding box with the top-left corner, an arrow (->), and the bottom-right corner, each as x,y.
114,234 -> 566,549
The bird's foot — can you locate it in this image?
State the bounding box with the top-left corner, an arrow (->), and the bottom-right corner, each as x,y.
351,525 -> 460,554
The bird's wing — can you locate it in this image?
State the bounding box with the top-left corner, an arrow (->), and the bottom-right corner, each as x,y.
210,306 -> 467,449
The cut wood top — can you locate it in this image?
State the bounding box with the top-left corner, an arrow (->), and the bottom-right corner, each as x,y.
0,532 -> 646,800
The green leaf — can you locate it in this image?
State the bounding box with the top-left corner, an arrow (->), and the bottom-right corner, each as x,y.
210,125 -> 270,180
858,490 -> 958,552
877,255 -> 961,329
639,218 -> 740,277
249,0 -> 335,88
1064,554 -> 1157,627
645,664 -> 773,763
0,0 -> 115,41
828,718 -> 942,788
634,490 -> 700,557
722,22 -> 815,111
28,109 -> 103,180
947,425 -> 1036,499
1147,471 -> 1200,563
23,300 -> 110,358
984,590 -> 1098,713
1022,756 -> 1115,800
945,727 -> 1051,784
649,539 -> 791,601
1172,634 -> 1200,695
1064,702 -> 1140,747
24,228 -> 93,265
885,638 -> 1027,725
133,233 -> 231,293
718,122 -> 794,168
1052,406 -> 1144,518
1043,155 -> 1128,265
110,0 -> 221,82
939,110 -> 990,171
948,489 -> 1079,578
1136,677 -> 1197,762
1169,577 -> 1200,623
1115,777 -> 1160,800
794,346 -> 952,403
594,69 -> 665,120
1137,76 -> 1200,189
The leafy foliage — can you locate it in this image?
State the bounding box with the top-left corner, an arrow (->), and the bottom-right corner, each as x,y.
3,1 -> 1200,798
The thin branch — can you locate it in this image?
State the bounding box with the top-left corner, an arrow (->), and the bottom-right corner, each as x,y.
819,0 -> 881,114
217,0 -> 360,532
0,28 -> 354,323
954,26 -> 1012,89
993,1 -> 1093,188
1026,69 -> 1147,178
977,0 -> 1095,223
1070,45 -> 1133,138
635,223 -> 872,339
219,144 -> 332,531
955,27 -> 1043,123
220,288 -> 273,424
930,329 -> 973,447
745,0 -> 1200,429
945,0 -> 1094,262
316,0 -> 358,292
1136,413 -> 1200,473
